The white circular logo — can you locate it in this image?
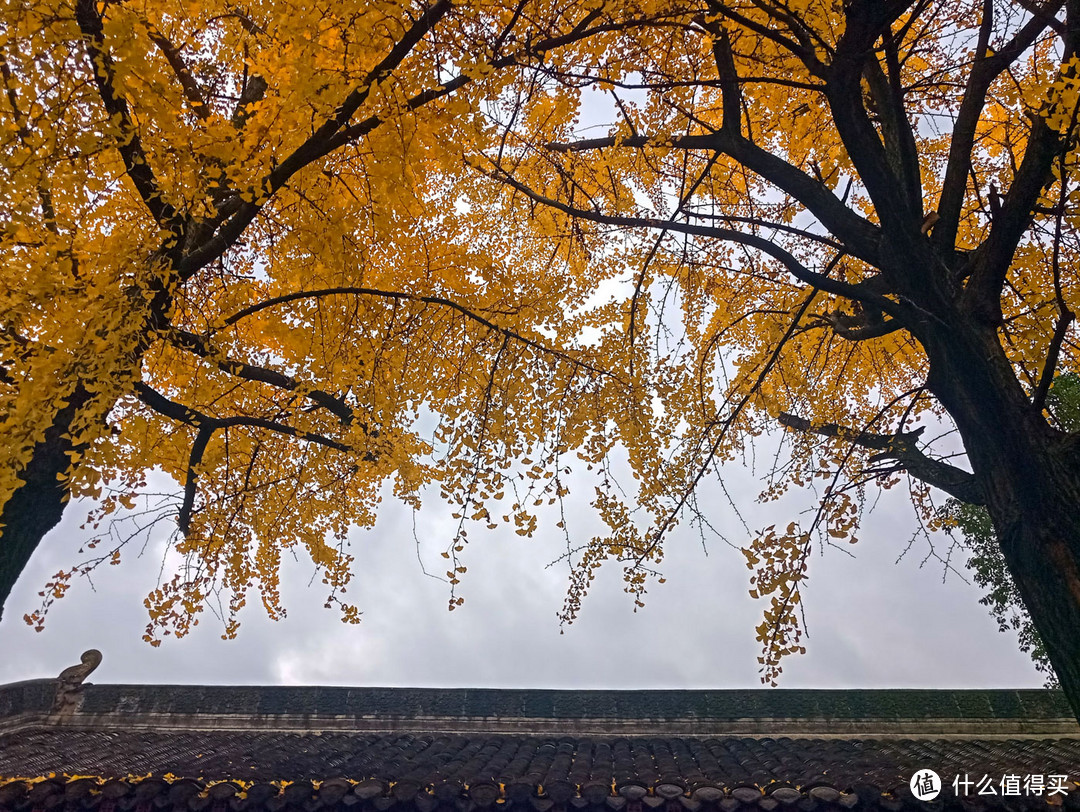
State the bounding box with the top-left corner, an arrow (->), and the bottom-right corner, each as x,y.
910,770 -> 941,801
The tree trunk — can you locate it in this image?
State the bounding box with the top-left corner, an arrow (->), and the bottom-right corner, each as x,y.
0,387 -> 90,625
1000,501 -> 1080,713
925,320 -> 1080,720
0,274 -> 164,624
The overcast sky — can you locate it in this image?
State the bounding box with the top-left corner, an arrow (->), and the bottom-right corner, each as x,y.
0,439 -> 1044,690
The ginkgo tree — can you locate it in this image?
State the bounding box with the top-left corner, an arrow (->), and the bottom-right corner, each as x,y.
478,0 -> 1080,714
0,0 -> 680,637
4,0 -> 1080,720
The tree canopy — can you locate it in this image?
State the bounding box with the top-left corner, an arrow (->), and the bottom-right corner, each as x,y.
3,0 -> 1080,716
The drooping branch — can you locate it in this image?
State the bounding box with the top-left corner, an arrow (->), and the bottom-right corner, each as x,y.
777,412 -> 985,505
631,281 -> 828,567
133,382 -> 355,534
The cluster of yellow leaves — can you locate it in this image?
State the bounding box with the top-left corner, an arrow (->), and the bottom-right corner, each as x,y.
0,0 -> 705,641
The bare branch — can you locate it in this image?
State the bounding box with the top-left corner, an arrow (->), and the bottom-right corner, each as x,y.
777,412 -> 985,504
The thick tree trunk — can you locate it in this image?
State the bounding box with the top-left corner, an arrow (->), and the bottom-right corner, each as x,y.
1000,500 -> 1080,711
0,387 -> 89,625
0,275 -> 163,625
925,321 -> 1080,719
975,425 -> 1080,712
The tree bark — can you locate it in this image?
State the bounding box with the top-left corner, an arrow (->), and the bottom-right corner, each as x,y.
0,386 -> 89,624
923,318 -> 1080,719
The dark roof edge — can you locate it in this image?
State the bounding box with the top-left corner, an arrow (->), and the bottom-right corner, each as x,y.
3,681 -> 1078,738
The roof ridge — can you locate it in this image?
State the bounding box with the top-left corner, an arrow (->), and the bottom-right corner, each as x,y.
3,682 -> 1078,738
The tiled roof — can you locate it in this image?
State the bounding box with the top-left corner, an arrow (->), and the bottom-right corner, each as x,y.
2,681 -> 1079,812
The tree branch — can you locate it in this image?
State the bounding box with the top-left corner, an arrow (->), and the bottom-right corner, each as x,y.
145,23 -> 209,120
488,162 -> 901,316
824,1 -> 920,231
176,0 -> 452,278
632,284 -> 826,567
777,411 -> 986,504
219,286 -> 619,380
167,328 -> 355,422
176,7 -> 634,280
933,0 -> 1067,253
964,122 -> 1067,324
132,382 -> 356,533
75,0 -> 181,230
934,0 -> 1065,253
1,60 -> 57,230
545,132 -> 882,266
704,3 -> 827,77
865,28 -> 922,209
807,311 -> 905,341
1033,311 -> 1076,410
